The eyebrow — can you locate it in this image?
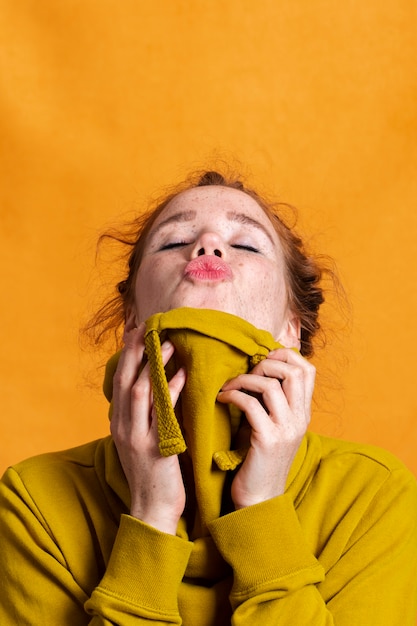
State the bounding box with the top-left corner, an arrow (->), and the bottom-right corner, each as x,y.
149,209 -> 275,245
226,211 -> 275,245
151,211 -> 197,235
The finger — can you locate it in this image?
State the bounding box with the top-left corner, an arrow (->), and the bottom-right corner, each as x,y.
220,373 -> 293,426
248,362 -> 306,418
218,379 -> 307,452
254,348 -> 314,381
112,323 -> 147,426
168,367 -> 187,408
220,363 -> 310,427
252,349 -> 316,415
217,385 -> 273,436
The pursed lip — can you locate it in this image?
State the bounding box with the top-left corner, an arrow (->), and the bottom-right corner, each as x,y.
184,256 -> 233,281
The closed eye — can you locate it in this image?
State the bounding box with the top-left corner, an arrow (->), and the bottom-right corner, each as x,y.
159,241 -> 189,250
232,244 -> 260,253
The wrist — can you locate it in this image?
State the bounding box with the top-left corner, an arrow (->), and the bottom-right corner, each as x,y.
232,482 -> 286,510
130,506 -> 180,535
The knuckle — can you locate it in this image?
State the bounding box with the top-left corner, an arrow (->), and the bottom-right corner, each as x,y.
234,390 -> 259,410
291,365 -> 304,381
304,360 -> 316,375
113,369 -> 131,389
131,381 -> 149,402
265,378 -> 282,393
245,394 -> 261,409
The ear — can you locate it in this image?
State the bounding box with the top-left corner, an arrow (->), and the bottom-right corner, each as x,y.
124,305 -> 138,333
276,312 -> 301,350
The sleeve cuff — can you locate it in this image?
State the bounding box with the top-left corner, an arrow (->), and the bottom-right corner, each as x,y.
208,495 -> 324,603
91,514 -> 193,615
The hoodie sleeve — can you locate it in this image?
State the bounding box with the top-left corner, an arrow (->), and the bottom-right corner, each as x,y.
85,515 -> 193,624
0,467 -> 192,626
208,467 -> 417,626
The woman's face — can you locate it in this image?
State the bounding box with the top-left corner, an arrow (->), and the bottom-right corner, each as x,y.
131,185 -> 300,345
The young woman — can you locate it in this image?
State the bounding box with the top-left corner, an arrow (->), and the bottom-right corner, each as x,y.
1,170 -> 416,625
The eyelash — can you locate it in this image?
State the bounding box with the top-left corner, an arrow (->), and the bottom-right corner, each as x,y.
159,242 -> 260,253
232,244 -> 260,253
159,241 -> 189,250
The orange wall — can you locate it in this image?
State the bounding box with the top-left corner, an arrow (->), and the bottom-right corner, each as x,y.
1,2 -> 417,482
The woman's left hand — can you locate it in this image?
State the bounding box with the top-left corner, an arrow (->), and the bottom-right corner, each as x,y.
217,348 -> 315,510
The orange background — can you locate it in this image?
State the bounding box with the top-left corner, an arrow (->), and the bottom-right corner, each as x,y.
1,2 -> 416,480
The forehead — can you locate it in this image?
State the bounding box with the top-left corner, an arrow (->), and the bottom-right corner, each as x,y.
150,185 -> 279,241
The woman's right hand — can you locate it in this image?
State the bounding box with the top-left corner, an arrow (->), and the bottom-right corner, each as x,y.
110,322 -> 186,535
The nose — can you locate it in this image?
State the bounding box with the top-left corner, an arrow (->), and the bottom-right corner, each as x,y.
191,231 -> 224,258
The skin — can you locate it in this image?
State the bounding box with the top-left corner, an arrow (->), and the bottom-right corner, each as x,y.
111,186 -> 316,534
134,185 -> 296,338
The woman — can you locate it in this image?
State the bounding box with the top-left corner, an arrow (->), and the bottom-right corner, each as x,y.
0,170 -> 416,625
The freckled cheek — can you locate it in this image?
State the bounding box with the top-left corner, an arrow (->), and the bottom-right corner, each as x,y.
253,261 -> 285,294
137,258 -> 165,285
137,258 -> 183,306
134,266 -> 155,304
257,273 -> 287,315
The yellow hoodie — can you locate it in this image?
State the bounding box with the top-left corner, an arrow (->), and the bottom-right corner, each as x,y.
0,309 -> 417,625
